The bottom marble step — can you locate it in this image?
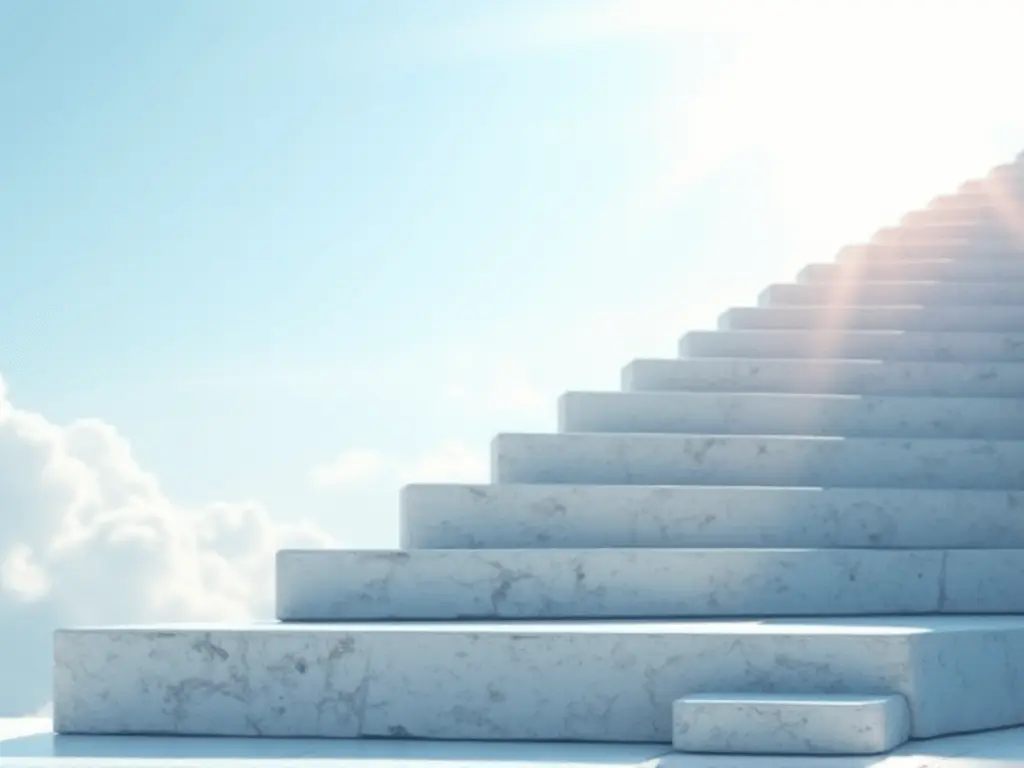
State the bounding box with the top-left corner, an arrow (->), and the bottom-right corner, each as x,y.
672,693 -> 910,755
53,617 -> 1024,742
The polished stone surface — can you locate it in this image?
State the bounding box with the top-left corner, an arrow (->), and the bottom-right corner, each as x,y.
800,260 -> 1024,282
52,618 -> 1024,741
680,329 -> 1024,362
720,305 -> 1024,332
760,280 -> 1024,306
400,484 -> 1024,550
10,717 -> 1024,768
622,358 -> 1024,397
277,548 -> 949,620
0,718 -> 671,767
672,694 -> 910,755
558,391 -> 1024,438
492,433 -> 1024,489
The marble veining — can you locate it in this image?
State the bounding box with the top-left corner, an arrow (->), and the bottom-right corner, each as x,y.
400,484 -> 1024,550
48,156 -> 1024,756
720,305 -> 1024,333
492,432 -> 1024,489
680,329 -> 1024,363
760,280 -> 1024,307
672,693 -> 910,755
558,391 -> 1024,438
276,548 -> 945,620
52,619 -> 1024,741
623,358 -> 1024,397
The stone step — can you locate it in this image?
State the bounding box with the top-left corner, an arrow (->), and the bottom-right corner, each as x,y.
623,358 -> 1024,397
277,548 -> 1024,620
901,206 -> 1009,226
399,484 -> 1024,550
492,432 -> 1024,489
835,243 -> 1024,263
870,227 -> 1023,249
800,260 -> 1024,283
557,391 -> 1024,438
52,617 -> 1024,741
720,305 -> 1024,331
679,329 -> 1024,362
672,693 -> 911,755
761,280 -> 1024,306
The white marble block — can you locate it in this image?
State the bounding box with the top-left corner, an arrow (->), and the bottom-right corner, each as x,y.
491,432 -> 1024,489
399,484 -> 1024,550
759,280 -> 1024,307
719,305 -> 1024,332
672,693 -> 911,755
898,208 -> 1005,227
622,358 -> 1024,398
51,617 -> 1024,741
871,225 -> 1021,246
276,548 -> 950,621
679,329 -> 1024,363
557,391 -> 1024,439
800,259 -> 1024,283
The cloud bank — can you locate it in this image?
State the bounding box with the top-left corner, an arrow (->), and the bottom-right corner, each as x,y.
0,375 -> 335,716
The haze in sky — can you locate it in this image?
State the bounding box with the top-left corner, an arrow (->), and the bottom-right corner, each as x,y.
2,0 -> 1023,716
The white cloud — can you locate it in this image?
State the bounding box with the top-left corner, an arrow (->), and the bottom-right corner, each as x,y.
309,449 -> 387,488
0,375 -> 335,716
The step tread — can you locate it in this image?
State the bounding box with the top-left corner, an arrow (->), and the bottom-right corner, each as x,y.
672,692 -> 910,755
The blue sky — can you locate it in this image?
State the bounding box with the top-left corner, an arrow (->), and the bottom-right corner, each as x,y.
3,0 -> 1024,716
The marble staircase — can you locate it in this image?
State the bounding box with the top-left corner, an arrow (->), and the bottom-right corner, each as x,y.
52,155 -> 1024,760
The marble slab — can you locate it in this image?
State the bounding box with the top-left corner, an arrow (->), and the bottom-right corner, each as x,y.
276,548 -> 948,620
279,548 -> 1024,620
671,693 -> 910,755
622,358 -> 1024,398
399,484 -> 1024,550
52,617 -> 1024,741
11,717 -> 1024,767
720,305 -> 1024,332
836,238 -> 1024,261
558,391 -> 1024,438
800,260 -> 1024,283
894,208 -> 1007,227
0,718 -> 672,768
680,329 -> 1024,363
759,281 -> 1024,307
870,227 -> 1024,247
491,432 -> 1024,489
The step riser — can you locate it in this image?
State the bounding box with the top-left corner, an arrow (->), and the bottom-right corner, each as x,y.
761,282 -> 1024,306
53,621 -> 1024,741
901,208 -> 1010,226
672,694 -> 911,755
720,306 -> 1024,332
400,485 -> 1024,550
559,391 -> 1024,439
837,245 -> 1024,263
277,549 -> 1024,620
492,433 -> 1024,489
623,358 -> 1024,398
801,262 -> 1024,283
680,330 -> 1024,363
871,230 -> 1024,248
